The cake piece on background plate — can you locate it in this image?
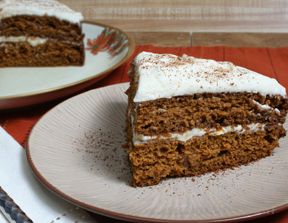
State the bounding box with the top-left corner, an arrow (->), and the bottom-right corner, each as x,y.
0,0 -> 85,67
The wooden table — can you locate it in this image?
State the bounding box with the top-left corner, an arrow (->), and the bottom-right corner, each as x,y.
5,1 -> 284,222
128,32 -> 288,48
0,0 -> 287,222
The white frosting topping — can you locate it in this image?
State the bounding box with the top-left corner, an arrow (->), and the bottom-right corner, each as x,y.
0,36 -> 47,46
0,0 -> 83,24
133,123 -> 266,144
133,52 -> 286,102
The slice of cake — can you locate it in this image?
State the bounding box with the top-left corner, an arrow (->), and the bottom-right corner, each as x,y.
0,0 -> 84,67
126,52 -> 288,187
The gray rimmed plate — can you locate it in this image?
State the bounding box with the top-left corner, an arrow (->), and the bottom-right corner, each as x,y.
27,83 -> 288,222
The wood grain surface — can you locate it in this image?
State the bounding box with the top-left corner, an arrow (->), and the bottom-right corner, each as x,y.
192,33 -> 288,47
127,32 -> 288,47
59,0 -> 288,47
60,0 -> 288,32
127,32 -> 191,47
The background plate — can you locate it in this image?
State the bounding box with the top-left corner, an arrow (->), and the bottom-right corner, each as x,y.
27,83 -> 288,222
0,22 -> 135,110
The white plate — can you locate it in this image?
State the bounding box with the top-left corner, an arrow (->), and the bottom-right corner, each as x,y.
27,83 -> 288,222
0,22 -> 135,110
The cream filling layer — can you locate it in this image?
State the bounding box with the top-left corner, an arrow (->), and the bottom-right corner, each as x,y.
252,100 -> 280,114
0,36 -> 82,47
0,36 -> 48,47
133,123 -> 266,144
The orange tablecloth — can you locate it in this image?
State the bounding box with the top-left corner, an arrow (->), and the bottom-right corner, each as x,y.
1,45 -> 288,223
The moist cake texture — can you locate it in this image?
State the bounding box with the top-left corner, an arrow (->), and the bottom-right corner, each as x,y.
126,52 -> 288,187
0,0 -> 85,67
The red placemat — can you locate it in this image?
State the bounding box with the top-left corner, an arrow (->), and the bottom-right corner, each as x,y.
1,45 -> 288,223
2,45 -> 288,146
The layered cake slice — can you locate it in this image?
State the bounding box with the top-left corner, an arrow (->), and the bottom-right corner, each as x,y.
126,52 -> 288,187
0,0 -> 84,67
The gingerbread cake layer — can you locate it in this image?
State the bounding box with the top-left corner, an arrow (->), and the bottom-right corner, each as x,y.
128,126 -> 285,186
126,52 -> 288,187
0,0 -> 85,67
0,41 -> 84,66
131,93 -> 288,136
1,15 -> 83,42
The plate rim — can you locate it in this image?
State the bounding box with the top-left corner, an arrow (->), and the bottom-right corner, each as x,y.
26,83 -> 288,223
0,21 -> 135,100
